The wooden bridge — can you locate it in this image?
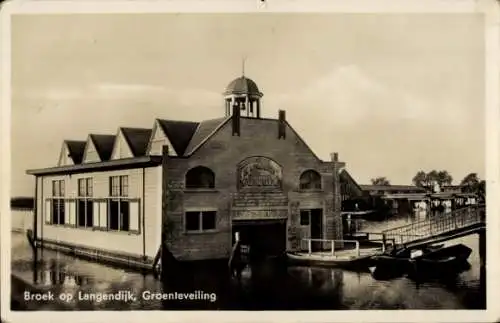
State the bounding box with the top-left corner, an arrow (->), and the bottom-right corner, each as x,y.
376,205 -> 486,251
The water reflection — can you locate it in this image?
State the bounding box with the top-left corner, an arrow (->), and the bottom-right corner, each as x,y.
11,231 -> 485,310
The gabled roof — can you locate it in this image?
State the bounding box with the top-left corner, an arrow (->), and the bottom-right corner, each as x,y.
90,134 -> 116,161
183,117 -> 230,155
120,127 -> 152,157
156,119 -> 203,156
340,169 -> 364,195
65,140 -> 86,164
183,116 -> 323,161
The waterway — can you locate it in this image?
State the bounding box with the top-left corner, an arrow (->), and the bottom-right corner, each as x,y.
10,213 -> 485,310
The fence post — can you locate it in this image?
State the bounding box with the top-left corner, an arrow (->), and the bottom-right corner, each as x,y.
331,240 -> 335,256
356,241 -> 360,257
308,239 -> 312,254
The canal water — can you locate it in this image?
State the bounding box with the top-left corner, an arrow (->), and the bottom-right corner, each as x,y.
10,213 -> 486,310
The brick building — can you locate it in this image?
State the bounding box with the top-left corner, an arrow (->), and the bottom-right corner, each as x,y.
27,75 -> 345,267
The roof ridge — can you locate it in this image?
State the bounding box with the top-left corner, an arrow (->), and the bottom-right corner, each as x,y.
156,117 -> 200,124
120,126 -> 153,131
64,139 -> 87,143
89,133 -> 116,138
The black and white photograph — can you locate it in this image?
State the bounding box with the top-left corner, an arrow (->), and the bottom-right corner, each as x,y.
1,1 -> 499,322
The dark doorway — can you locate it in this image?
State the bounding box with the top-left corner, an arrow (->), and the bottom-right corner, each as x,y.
232,220 -> 287,262
310,209 -> 323,251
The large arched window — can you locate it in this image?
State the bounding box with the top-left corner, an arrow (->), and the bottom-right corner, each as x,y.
185,166 -> 215,189
299,170 -> 322,190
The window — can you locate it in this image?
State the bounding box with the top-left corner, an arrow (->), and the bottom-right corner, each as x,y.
300,210 -> 310,225
185,211 -> 217,232
299,170 -> 322,190
110,175 -> 128,197
77,178 -> 94,228
50,180 -> 65,225
108,175 -> 130,232
185,166 -> 215,189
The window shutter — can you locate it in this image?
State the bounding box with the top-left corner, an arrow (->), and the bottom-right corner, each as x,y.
93,202 -> 100,227
45,200 -> 52,224
99,201 -> 108,229
129,200 -> 140,232
69,201 -> 76,226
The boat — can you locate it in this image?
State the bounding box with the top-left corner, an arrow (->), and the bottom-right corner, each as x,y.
407,244 -> 472,279
368,255 -> 410,280
286,250 -> 379,269
369,244 -> 445,280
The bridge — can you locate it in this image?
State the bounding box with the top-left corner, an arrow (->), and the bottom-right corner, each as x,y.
366,205 -> 486,264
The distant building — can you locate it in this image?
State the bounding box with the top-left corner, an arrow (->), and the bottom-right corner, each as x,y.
26,74 -> 346,267
359,184 -> 428,196
11,197 -> 34,233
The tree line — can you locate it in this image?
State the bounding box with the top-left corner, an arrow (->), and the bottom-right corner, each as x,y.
370,171 -> 485,198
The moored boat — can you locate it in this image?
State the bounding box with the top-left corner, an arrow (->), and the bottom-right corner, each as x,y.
369,244 -> 445,280
369,243 -> 472,280
368,255 -> 410,280
286,250 -> 379,270
407,243 -> 472,278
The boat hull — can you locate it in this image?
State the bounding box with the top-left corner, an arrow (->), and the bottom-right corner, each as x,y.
369,255 -> 410,280
286,252 -> 375,269
407,244 -> 473,278
370,243 -> 472,280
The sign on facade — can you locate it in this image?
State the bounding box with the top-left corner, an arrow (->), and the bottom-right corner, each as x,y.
238,156 -> 282,189
233,209 -> 288,220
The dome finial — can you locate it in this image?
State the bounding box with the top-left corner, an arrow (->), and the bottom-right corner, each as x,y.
242,56 -> 246,77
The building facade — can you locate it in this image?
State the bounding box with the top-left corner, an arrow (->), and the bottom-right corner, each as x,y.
27,76 -> 345,267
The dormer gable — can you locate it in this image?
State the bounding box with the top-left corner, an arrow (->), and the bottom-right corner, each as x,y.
158,119 -> 198,156
58,140 -> 86,166
57,141 -> 74,166
82,134 -> 115,163
146,119 -> 178,157
111,127 -> 152,160
110,128 -> 134,160
82,135 -> 100,163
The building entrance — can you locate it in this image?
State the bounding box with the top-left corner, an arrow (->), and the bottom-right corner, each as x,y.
232,220 -> 287,262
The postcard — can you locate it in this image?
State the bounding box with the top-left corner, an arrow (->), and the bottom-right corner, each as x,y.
1,0 -> 499,322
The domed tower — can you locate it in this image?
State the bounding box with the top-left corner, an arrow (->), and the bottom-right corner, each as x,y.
223,74 -> 263,118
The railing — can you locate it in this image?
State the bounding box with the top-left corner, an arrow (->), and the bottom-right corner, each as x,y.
381,205 -> 485,247
300,238 -> 362,257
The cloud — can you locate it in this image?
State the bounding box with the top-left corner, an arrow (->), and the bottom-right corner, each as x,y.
17,82 -> 222,114
267,65 -> 467,126
93,83 -> 166,96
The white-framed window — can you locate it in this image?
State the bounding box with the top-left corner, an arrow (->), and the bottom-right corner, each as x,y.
185,210 -> 217,232
48,180 -> 65,225
77,178 -> 94,228
107,175 -> 139,233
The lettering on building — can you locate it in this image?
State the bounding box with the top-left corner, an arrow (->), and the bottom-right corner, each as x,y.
237,156 -> 282,189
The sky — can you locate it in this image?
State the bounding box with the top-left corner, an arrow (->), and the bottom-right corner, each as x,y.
10,13 -> 485,197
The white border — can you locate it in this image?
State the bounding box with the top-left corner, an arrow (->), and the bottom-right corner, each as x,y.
1,0 -> 499,322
